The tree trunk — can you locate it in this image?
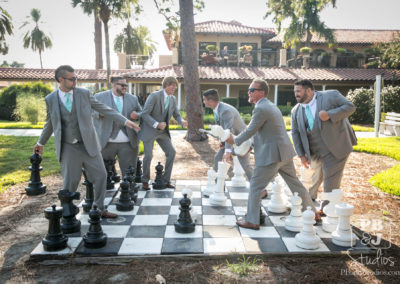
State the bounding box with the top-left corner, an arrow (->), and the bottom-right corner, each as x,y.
102,20 -> 111,88
39,50 -> 43,69
179,0 -> 207,141
94,13 -> 103,70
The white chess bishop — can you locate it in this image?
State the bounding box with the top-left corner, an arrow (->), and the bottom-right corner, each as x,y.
322,189 -> 343,233
295,206 -> 321,250
331,202 -> 356,247
285,192 -> 303,232
209,161 -> 230,206
231,156 -> 247,187
209,125 -> 252,156
203,167 -> 217,197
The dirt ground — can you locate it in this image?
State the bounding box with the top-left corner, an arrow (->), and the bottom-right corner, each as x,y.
1,133 -> 400,284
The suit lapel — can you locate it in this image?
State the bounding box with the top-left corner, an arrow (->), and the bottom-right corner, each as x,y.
316,92 -> 323,130
74,88 -> 81,123
122,93 -> 128,116
297,105 -> 307,134
54,90 -> 61,123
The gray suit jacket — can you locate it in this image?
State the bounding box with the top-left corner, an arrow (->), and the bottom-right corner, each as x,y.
216,102 -> 246,150
139,89 -> 183,142
235,98 -> 295,167
93,90 -> 142,149
38,87 -> 127,161
291,90 -> 357,161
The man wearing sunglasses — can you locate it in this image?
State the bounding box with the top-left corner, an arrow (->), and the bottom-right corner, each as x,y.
93,75 -> 142,178
226,78 -> 318,230
34,65 -> 140,219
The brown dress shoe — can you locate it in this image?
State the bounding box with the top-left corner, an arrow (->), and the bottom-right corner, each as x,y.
101,210 -> 118,219
142,182 -> 150,190
236,220 -> 260,230
261,189 -> 268,199
317,209 -> 326,217
166,182 -> 175,189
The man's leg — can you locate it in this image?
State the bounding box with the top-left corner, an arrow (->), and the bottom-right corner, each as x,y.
115,143 -> 137,177
237,152 -> 253,181
156,133 -> 176,182
60,143 -> 84,192
142,139 -> 155,183
309,158 -> 323,200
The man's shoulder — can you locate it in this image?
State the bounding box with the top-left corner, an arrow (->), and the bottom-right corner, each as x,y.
45,90 -> 58,100
74,87 -> 90,94
291,103 -> 301,113
95,90 -> 111,98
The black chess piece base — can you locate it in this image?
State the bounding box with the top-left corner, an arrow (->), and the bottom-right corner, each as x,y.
174,221 -> 195,233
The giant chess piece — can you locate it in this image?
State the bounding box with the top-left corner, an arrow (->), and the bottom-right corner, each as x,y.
152,162 -> 167,189
104,159 -> 115,190
331,202 -> 356,247
267,182 -> 287,213
111,160 -> 121,183
203,167 -> 217,197
82,168 -> 94,213
42,205 -> 68,251
209,125 -> 251,156
25,150 -> 46,196
58,189 -> 81,234
174,193 -> 195,233
83,205 -> 107,248
285,192 -> 303,232
125,166 -> 138,203
116,179 -> 134,211
210,161 -> 230,206
135,158 -> 143,183
231,156 -> 246,187
322,189 -> 343,233
295,206 -> 321,250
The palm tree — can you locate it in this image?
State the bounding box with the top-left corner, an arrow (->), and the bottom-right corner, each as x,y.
0,6 -> 13,55
20,9 -> 52,69
114,23 -> 156,68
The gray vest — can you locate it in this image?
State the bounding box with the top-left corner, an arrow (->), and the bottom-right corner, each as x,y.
59,98 -> 83,144
303,108 -> 329,159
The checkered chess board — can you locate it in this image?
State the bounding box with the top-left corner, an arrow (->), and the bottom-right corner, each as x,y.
31,180 -> 371,257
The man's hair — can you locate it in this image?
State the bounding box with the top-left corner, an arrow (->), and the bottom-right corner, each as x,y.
162,76 -> 178,88
252,78 -> 269,95
55,65 -> 74,82
202,89 -> 219,102
294,79 -> 314,90
110,75 -> 126,84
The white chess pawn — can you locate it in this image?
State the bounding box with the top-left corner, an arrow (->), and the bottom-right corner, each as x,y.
267,182 -> 287,213
331,202 -> 356,247
285,192 -> 303,232
295,206 -> 321,250
209,161 -> 230,206
204,167 -> 217,197
231,156 -> 246,187
322,189 -> 343,233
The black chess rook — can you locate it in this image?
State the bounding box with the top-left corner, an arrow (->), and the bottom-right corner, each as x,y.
152,162 -> 167,190
58,189 -> 81,234
42,205 -> 68,251
174,193 -> 195,233
135,158 -> 143,183
116,179 -> 134,211
82,168 -> 94,213
83,205 -> 107,248
25,150 -> 46,196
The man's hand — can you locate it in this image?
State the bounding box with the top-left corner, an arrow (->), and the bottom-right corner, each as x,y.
130,111 -> 139,120
222,152 -> 231,163
34,144 -> 43,155
126,120 -> 140,131
319,110 -> 330,121
99,113 -> 105,118
300,155 -> 310,168
157,122 -> 167,130
182,119 -> 188,128
225,134 -> 234,145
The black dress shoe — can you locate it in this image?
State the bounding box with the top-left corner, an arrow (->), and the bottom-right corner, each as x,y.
166,182 -> 175,189
142,182 -> 150,190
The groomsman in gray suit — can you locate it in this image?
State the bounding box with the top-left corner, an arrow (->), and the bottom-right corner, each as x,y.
226,78 -> 318,230
34,65 -> 139,218
291,80 -> 357,212
93,75 -> 142,177
139,76 -> 188,190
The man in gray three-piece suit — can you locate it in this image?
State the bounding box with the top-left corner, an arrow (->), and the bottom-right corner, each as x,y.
34,65 -> 139,218
226,78 -> 318,230
93,75 -> 142,177
139,76 -> 188,190
291,80 -> 357,211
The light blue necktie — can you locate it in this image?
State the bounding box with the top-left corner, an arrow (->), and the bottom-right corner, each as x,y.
214,111 -> 219,122
65,93 -> 72,112
116,97 -> 122,113
305,105 -> 314,131
164,95 -> 170,110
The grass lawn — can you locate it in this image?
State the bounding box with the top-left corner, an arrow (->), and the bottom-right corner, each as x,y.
0,135 -> 144,193
353,137 -> 400,196
0,120 -> 45,129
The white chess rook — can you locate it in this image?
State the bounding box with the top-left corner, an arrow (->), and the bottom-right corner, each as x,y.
285,192 -> 303,232
295,206 -> 321,250
331,202 -> 356,247
209,161 -> 230,206
322,189 -> 343,233
209,125 -> 251,156
231,156 -> 246,187
267,182 -> 287,213
204,167 -> 217,197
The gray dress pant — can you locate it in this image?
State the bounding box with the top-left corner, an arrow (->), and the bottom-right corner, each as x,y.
101,142 -> 138,177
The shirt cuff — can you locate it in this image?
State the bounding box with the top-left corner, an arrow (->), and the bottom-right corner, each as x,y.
224,148 -> 232,153
153,122 -> 159,128
37,142 -> 43,146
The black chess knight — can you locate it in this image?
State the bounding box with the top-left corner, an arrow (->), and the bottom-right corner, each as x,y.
25,150 -> 46,196
42,205 -> 68,251
152,162 -> 167,189
174,193 -> 195,233
58,189 -> 81,234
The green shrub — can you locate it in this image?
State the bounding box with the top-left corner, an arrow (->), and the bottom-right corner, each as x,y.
240,113 -> 252,124
278,105 -> 293,116
300,47 -> 312,54
238,106 -> 254,114
347,88 -> 375,124
13,93 -> 46,124
203,114 -> 215,124
381,85 -> 400,113
221,97 -> 238,108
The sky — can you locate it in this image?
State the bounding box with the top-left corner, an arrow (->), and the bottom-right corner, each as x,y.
1,0 -> 400,70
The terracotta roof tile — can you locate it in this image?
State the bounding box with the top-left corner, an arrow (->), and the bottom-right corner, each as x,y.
195,20 -> 274,36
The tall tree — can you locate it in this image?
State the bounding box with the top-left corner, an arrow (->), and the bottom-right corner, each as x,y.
265,0 -> 336,48
0,6 -> 13,55
20,9 -> 52,69
154,0 -> 206,141
71,0 -> 103,69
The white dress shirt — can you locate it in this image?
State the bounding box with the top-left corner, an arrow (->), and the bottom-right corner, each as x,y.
109,92 -> 130,143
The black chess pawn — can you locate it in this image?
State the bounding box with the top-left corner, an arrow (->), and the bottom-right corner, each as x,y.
116,179 -> 134,211
83,205 -> 107,248
135,158 -> 143,183
174,193 -> 195,233
104,159 -> 115,190
58,189 -> 81,234
125,166 -> 138,203
25,150 -> 46,196
82,168 -> 94,213
42,205 -> 68,251
152,162 -> 167,189
111,160 -> 121,183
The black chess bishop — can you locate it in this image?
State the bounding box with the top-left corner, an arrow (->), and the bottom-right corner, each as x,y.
174,193 -> 195,233
152,162 -> 167,189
